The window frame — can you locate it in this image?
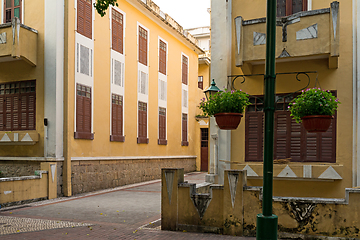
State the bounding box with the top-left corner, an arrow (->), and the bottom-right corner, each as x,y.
74,83 -> 94,140
3,0 -> 22,23
110,93 -> 124,142
158,107 -> 167,145
181,113 -> 189,146
245,92 -> 336,163
277,0 -> 308,17
0,80 -> 36,131
138,26 -> 148,66
77,0 -> 93,39
111,8 -> 124,54
137,101 -> 148,144
198,76 -> 203,90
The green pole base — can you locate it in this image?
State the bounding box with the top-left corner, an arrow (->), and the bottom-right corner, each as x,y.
256,214 -> 278,240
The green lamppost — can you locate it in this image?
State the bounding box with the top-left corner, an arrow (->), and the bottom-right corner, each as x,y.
204,79 -> 221,100
256,0 -> 278,239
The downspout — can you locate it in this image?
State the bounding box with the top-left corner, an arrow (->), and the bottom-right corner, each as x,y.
63,0 -> 72,196
353,0 -> 360,187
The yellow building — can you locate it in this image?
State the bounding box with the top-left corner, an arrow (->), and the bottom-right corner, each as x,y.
209,0 -> 358,198
0,0 -> 205,198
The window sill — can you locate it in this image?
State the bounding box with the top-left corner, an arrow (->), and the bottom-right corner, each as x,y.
158,139 -> 167,145
0,131 -> 39,145
110,135 -> 125,142
74,132 -> 94,140
137,137 -> 149,144
181,141 -> 189,146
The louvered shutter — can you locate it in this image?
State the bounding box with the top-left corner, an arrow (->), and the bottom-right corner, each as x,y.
182,56 -> 188,85
139,27 -> 147,66
112,10 -> 123,54
245,112 -> 264,161
274,111 -> 291,159
5,96 -> 12,131
76,90 -> 84,133
158,107 -> 166,144
182,113 -> 188,145
159,40 -> 166,75
137,102 -> 148,143
289,118 -> 302,161
77,0 -> 92,39
111,94 -> 123,140
319,117 -> 336,163
0,95 -> 4,130
75,84 -> 93,139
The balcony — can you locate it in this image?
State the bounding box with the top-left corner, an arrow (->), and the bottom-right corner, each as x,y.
235,1 -> 339,74
0,18 -> 38,66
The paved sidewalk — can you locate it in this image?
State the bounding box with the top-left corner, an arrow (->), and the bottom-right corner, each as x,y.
0,172 -> 255,240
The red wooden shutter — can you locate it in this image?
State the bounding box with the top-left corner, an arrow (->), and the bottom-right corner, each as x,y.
77,0 -> 92,39
245,112 -> 264,161
274,111 -> 291,159
139,27 -> 148,66
159,40 -> 166,75
137,102 -> 148,143
158,107 -> 167,145
75,84 -> 93,139
111,94 -> 124,142
181,113 -> 188,146
182,56 -> 188,85
112,10 -> 123,54
0,94 -> 4,130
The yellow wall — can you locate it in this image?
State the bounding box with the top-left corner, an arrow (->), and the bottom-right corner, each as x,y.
0,0 -> 45,156
229,0 -> 353,198
66,0 -> 201,159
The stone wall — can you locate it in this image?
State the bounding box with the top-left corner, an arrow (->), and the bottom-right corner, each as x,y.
0,161 -> 40,177
71,157 -> 196,195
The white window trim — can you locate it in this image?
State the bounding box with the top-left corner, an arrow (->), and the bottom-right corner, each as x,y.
181,52 -> 189,114
74,0 -> 95,39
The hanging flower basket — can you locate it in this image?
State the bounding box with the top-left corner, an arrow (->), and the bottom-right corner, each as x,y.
288,88 -> 340,133
214,113 -> 243,130
301,115 -> 333,133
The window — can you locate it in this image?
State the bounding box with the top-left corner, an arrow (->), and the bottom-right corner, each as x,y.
77,0 -> 92,39
0,80 -> 36,131
158,79 -> 167,101
159,40 -> 167,75
245,93 -> 336,162
198,76 -> 203,90
182,55 -> 188,85
138,101 -> 148,143
158,107 -> 167,145
113,59 -> 124,87
181,113 -> 188,146
110,94 -> 124,142
277,0 -> 307,17
4,0 -> 22,23
139,26 -> 148,66
77,43 -> 92,76
112,9 -> 124,54
182,90 -> 188,108
138,71 -> 148,95
75,83 -> 93,139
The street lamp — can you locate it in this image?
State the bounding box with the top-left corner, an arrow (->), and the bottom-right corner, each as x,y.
204,79 -> 220,100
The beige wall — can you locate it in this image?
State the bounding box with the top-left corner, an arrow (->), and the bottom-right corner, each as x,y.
225,0 -> 353,198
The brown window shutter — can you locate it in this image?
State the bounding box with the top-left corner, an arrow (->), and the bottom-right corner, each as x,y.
158,107 -> 167,145
75,84 -> 93,139
274,111 -> 291,160
137,102 -> 148,143
181,113 -> 188,146
318,116 -> 336,163
182,56 -> 188,85
0,95 -> 4,130
289,118 -> 302,161
112,10 -> 123,54
245,112 -> 264,161
159,40 -> 166,75
5,96 -> 13,131
139,27 -> 148,66
77,0 -> 92,39
277,0 -> 306,17
111,94 -> 124,142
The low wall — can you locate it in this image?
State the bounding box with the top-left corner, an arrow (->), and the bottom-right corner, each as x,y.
0,162 -> 57,207
161,168 -> 360,238
0,161 -> 40,177
71,157 -> 196,195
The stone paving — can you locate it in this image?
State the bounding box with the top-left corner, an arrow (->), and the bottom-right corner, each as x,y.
0,215 -> 92,235
0,172 -> 256,239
